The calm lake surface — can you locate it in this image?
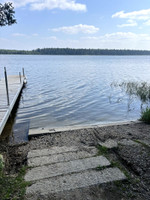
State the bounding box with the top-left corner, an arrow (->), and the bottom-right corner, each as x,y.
0,55 -> 150,142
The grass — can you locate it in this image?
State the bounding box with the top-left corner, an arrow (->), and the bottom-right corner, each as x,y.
111,161 -> 131,180
140,107 -> 150,124
134,140 -> 150,149
112,81 -> 150,103
111,161 -> 140,199
96,165 -> 108,171
0,165 -> 31,200
97,145 -> 108,156
0,154 -> 4,173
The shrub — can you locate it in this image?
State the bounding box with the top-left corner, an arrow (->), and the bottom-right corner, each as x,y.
0,166 -> 31,200
140,107 -> 150,124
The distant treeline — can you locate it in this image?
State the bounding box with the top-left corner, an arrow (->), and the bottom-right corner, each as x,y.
1,48 -> 150,55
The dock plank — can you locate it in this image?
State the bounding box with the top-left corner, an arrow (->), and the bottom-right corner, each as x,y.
0,75 -> 25,135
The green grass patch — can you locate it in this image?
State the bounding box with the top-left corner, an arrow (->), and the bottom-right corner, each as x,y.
111,161 -> 131,180
140,107 -> 150,124
134,140 -> 150,149
111,161 -> 141,187
0,155 -> 4,172
96,165 -> 108,171
0,166 -> 31,200
97,145 -> 108,156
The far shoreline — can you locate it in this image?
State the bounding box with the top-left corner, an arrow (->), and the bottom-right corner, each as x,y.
1,48 -> 150,56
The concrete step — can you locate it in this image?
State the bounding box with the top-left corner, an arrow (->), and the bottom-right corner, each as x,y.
28,146 -> 79,158
25,156 -> 110,182
26,167 -> 126,199
98,139 -> 118,149
28,149 -> 98,167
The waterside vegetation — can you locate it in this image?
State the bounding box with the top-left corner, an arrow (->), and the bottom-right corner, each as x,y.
111,82 -> 150,105
0,162 -> 30,200
111,81 -> 150,123
140,107 -> 150,124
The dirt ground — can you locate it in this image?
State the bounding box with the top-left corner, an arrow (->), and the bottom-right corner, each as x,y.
0,121 -> 150,200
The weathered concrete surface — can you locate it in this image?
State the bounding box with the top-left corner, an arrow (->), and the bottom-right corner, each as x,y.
28,146 -> 79,158
25,156 -> 110,181
28,120 -> 139,138
28,149 -> 97,167
26,167 -> 126,199
98,139 -> 118,149
25,143 -> 127,200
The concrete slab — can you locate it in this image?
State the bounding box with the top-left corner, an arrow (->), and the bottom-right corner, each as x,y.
28,146 -> 79,159
28,120 -> 140,138
26,167 -> 126,199
28,125 -> 97,137
28,149 -> 97,167
25,156 -> 110,182
98,139 -> 118,149
28,128 -> 56,137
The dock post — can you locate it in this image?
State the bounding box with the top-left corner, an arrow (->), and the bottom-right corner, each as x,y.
4,67 -> 10,106
22,68 -> 25,77
19,72 -> 22,83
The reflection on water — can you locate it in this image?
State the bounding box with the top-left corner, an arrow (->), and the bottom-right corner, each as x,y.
0,119 -> 29,144
0,55 -> 150,143
0,112 -> 16,143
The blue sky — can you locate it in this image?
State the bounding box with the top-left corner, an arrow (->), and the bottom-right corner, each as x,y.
1,0 -> 150,50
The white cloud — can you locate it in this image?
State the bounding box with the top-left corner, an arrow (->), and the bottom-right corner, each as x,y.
3,0 -> 86,11
81,32 -> 150,49
117,20 -> 137,28
52,24 -> 99,34
105,32 -> 135,37
1,32 -> 150,50
43,36 -> 57,40
0,37 -> 10,42
13,33 -> 27,37
105,32 -> 150,41
49,36 -> 57,40
103,32 -> 139,41
112,9 -> 150,20
32,33 -> 39,36
144,20 -> 150,26
13,33 -> 40,37
81,32 -> 140,41
112,8 -> 150,27
38,32 -> 150,50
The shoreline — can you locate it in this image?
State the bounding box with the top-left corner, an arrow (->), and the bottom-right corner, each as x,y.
28,120 -> 140,138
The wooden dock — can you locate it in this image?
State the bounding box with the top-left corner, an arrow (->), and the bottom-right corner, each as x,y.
0,75 -> 25,135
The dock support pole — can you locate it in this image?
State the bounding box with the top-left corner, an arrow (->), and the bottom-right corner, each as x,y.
19,72 -> 22,83
4,67 -> 10,106
22,68 -> 25,77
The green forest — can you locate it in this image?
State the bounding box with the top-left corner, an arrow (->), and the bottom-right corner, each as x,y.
0,48 -> 150,55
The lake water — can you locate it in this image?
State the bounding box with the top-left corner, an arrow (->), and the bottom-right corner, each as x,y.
0,55 -> 150,142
